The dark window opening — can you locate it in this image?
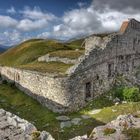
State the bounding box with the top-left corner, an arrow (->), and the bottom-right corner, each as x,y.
126,55 -> 131,60
119,55 -> 124,60
15,73 -> 20,81
126,64 -> 129,71
108,63 -> 114,77
85,82 -> 91,99
96,75 -> 99,80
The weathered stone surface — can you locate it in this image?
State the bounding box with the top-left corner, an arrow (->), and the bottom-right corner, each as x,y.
113,97 -> 120,103
56,116 -> 70,121
71,114 -> 140,140
39,131 -> 55,140
38,54 -> 78,64
69,135 -> 87,140
90,114 -> 140,140
71,118 -> 82,125
112,109 -> 117,112
0,109 -> 54,140
60,121 -> 72,129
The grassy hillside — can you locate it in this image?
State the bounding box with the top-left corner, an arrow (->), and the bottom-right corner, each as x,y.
66,38 -> 85,48
0,39 -> 84,74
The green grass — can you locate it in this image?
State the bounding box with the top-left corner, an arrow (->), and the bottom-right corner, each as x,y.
49,50 -> 84,59
0,39 -> 84,74
0,39 -> 68,66
18,61 -> 73,75
66,38 -> 85,49
1,83 -> 140,139
0,39 -> 84,67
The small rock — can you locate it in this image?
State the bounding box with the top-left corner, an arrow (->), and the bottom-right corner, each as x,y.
122,101 -> 127,104
39,131 -> 55,140
60,121 -> 72,129
70,135 -> 87,140
75,49 -> 79,51
71,118 -> 82,125
0,99 -> 6,103
115,102 -> 119,106
109,96 -> 113,101
56,116 -> 70,121
112,109 -> 117,112
89,109 -> 101,115
81,115 -> 91,119
113,97 -> 120,103
0,109 -> 6,117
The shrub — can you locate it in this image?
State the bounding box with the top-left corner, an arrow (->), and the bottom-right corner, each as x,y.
113,86 -> 124,100
9,82 -> 15,87
103,127 -> 116,135
2,80 -> 7,84
123,87 -> 140,102
110,86 -> 140,102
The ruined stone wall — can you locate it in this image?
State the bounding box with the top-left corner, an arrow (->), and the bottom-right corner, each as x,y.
0,66 -> 76,113
67,20 -> 140,104
38,54 -> 78,64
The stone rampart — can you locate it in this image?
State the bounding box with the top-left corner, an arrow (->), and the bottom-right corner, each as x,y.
0,66 -> 75,113
38,54 -> 78,64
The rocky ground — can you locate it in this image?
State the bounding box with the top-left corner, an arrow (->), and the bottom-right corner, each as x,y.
1,108 -> 140,140
0,109 -> 54,140
71,114 -> 140,140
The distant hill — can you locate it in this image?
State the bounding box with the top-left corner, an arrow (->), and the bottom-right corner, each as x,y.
0,44 -> 10,53
0,39 -> 84,70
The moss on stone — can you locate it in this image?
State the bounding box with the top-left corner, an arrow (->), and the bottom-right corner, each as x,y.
103,128 -> 116,135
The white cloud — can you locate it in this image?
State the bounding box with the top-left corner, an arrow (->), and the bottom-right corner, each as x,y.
21,6 -> 57,20
7,6 -> 16,14
45,1 -> 140,40
51,7 -> 102,39
17,18 -> 48,31
0,30 -> 21,46
0,15 -> 18,28
1,2 -> 140,46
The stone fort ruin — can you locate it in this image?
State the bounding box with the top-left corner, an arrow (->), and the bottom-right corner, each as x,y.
0,19 -> 140,113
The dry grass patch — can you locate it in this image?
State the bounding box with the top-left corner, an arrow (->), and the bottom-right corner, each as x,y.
19,61 -> 73,74
49,50 -> 85,59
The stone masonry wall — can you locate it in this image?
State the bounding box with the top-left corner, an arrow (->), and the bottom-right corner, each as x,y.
0,67 -> 75,113
66,19 -> 140,103
38,54 -> 78,64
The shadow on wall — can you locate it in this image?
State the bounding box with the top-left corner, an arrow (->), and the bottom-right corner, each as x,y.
1,74 -> 69,114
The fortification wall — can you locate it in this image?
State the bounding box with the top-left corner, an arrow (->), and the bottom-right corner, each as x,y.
0,66 -> 75,113
38,54 -> 78,64
67,20 -> 140,102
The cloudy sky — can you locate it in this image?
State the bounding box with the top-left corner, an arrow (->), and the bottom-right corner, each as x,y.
0,0 -> 140,46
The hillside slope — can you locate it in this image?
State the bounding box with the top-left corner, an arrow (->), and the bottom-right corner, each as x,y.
0,38 -> 84,74
0,44 -> 10,53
